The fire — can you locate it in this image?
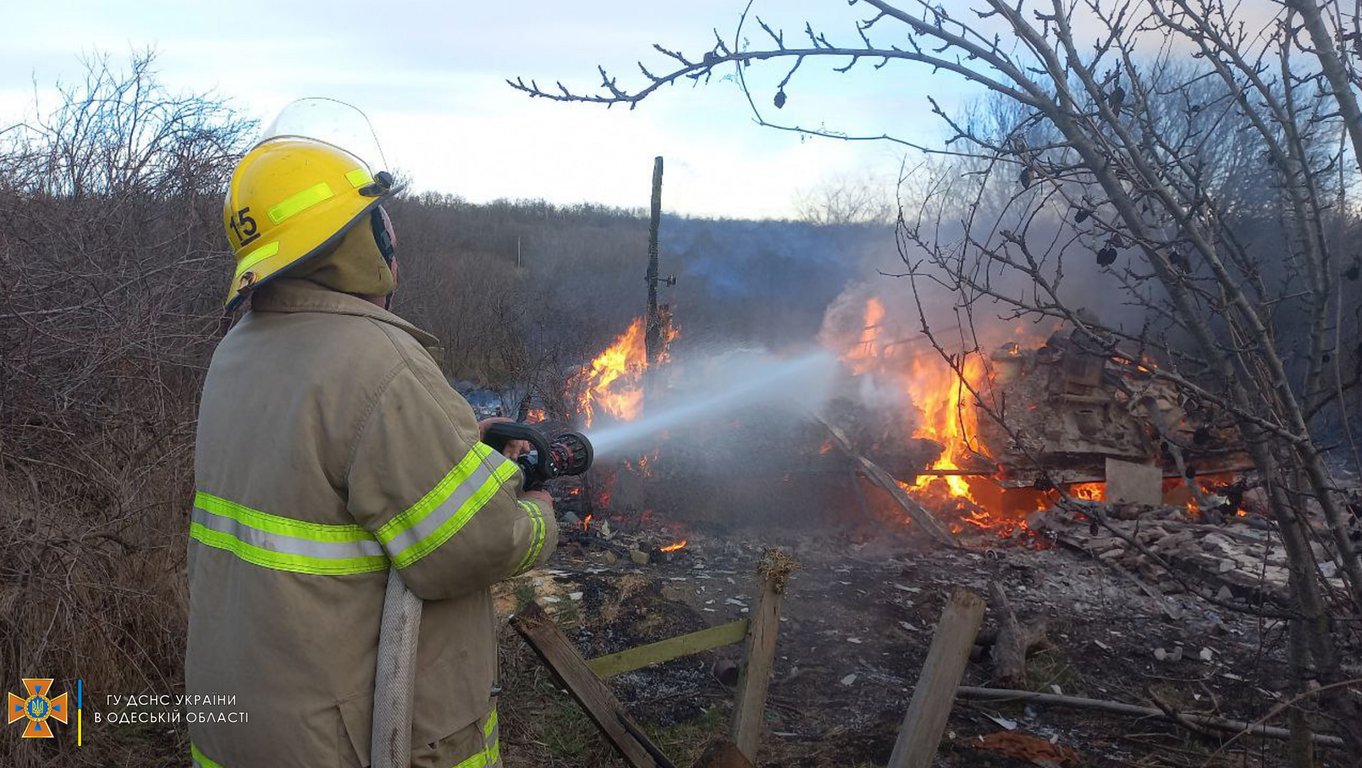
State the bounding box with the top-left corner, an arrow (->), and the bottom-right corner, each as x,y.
574,317 -> 678,426
582,513 -> 593,531
576,318 -> 648,426
905,353 -> 988,501
845,298 -> 887,374
831,297 -> 1040,533
525,408 -> 546,424
1069,482 -> 1105,501
660,539 -> 688,552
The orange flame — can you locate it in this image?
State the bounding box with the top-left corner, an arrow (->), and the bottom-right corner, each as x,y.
831,298 -> 1047,533
660,540 -> 688,552
525,408 -> 547,424
574,317 -> 678,427
844,298 -> 887,375
1069,482 -> 1105,501
906,354 -> 988,501
576,318 -> 648,426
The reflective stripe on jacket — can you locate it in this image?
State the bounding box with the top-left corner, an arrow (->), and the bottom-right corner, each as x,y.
186,279 -> 554,767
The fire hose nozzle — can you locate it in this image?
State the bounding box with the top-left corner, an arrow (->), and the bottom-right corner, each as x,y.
482,422 -> 594,491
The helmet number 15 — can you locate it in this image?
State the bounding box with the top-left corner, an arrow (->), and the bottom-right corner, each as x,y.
229,207 -> 260,247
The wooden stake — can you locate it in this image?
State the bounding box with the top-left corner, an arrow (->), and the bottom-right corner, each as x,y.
730,549 -> 797,762
887,588 -> 986,768
512,602 -> 675,768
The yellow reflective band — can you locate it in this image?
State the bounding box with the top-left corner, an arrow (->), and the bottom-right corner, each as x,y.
484,707 -> 498,738
190,491 -> 389,576
377,445 -> 525,569
268,182 -> 334,224
448,739 -> 499,768
346,168 -> 373,188
234,242 -> 280,278
191,743 -> 225,768
513,500 -> 546,575
450,751 -> 492,768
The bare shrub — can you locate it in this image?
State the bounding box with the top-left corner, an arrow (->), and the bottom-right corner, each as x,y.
0,51 -> 252,766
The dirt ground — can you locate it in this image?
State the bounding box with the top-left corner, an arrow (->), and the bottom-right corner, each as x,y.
491,515 -> 1344,768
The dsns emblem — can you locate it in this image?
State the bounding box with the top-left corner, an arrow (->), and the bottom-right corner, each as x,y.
7,679 -> 68,738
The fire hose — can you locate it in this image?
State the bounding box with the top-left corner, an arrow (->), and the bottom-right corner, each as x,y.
370,424 -> 592,768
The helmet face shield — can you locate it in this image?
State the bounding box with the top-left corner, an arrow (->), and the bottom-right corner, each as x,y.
260,98 -> 389,171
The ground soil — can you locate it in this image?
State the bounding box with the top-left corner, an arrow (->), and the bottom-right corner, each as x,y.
492,513 -> 1343,768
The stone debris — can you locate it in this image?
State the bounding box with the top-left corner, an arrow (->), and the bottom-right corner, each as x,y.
1154,646 -> 1183,662
1024,504 -> 1349,607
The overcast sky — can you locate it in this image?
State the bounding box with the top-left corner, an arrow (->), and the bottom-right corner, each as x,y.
0,1 -> 985,219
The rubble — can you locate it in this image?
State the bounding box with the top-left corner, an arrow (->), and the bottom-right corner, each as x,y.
1023,501 -> 1350,608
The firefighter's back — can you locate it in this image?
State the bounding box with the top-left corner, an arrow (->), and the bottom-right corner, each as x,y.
187,279 -> 402,768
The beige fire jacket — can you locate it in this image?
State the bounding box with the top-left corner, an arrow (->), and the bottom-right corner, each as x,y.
186,279 -> 554,768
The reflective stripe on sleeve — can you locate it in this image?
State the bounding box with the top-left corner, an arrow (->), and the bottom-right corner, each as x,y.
375,444 -> 522,569
190,492 -> 388,576
513,500 -> 546,575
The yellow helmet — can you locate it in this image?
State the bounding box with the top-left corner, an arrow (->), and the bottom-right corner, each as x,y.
222,137 -> 397,309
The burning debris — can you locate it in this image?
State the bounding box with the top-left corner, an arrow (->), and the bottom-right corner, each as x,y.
816,296 -> 1253,538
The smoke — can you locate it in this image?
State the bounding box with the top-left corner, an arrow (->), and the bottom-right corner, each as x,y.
588,346 -> 838,457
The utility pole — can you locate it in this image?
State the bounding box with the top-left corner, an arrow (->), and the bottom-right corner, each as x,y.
644,156 -> 665,371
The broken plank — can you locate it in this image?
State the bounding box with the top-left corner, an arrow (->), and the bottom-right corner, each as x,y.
512,601 -> 675,768
887,588 -> 986,768
813,415 -> 958,547
588,620 -> 749,678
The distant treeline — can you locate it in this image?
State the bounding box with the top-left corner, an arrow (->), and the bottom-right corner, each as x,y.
392,191 -> 893,396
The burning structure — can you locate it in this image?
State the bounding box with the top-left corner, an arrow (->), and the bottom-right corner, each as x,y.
817,296 -> 1251,532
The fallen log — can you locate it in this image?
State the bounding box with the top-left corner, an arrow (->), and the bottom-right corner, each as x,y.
813,416 -> 958,547
986,581 -> 1051,688
955,686 -> 1345,748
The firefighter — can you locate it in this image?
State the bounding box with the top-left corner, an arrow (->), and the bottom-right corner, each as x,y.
186,135 -> 555,767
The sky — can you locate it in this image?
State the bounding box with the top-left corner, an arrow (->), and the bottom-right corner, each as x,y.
0,1 -> 979,219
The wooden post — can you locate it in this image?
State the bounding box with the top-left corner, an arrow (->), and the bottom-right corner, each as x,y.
644,155 -> 665,374
512,602 -> 674,768
887,588 -> 986,768
730,549 -> 798,762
